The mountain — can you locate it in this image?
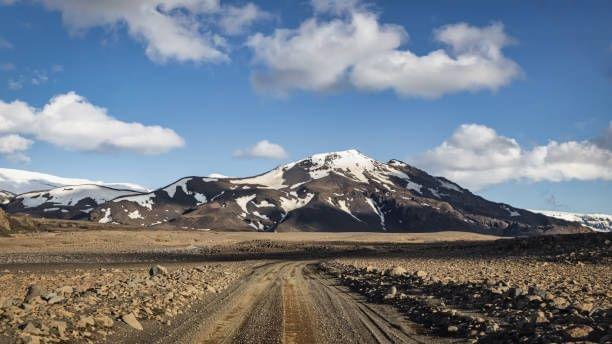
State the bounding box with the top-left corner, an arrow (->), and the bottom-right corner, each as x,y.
0,168 -> 148,194
3,185 -> 142,220
0,190 -> 14,205
79,150 -> 585,235
530,210 -> 611,233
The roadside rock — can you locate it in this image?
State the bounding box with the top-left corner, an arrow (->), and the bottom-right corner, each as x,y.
121,313 -> 143,331
387,266 -> 406,277
149,265 -> 168,277
24,285 -> 43,303
565,325 -> 593,339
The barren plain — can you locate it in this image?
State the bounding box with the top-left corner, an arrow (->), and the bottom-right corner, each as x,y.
0,223 -> 609,343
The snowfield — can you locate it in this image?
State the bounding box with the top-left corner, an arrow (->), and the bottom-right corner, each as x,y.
0,168 -> 148,194
530,210 -> 612,232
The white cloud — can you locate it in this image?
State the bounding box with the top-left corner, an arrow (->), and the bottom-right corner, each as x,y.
0,92 -> 185,158
351,22 -> 521,98
218,3 -> 270,35
247,2 -> 520,98
0,134 -> 33,163
25,0 -> 269,64
414,124 -> 612,190
248,11 -> 405,95
234,140 -> 288,159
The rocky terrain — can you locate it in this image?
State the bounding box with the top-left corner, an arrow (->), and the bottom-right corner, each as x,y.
0,262 -> 251,343
326,232 -> 612,343
0,229 -> 609,343
3,150 -> 587,236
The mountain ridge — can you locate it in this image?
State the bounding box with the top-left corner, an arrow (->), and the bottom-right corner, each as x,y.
2,150 -> 589,235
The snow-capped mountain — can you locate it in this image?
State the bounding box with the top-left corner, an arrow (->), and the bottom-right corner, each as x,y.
82,149 -> 585,235
0,168 -> 148,194
3,185 -> 142,219
530,210 -> 611,232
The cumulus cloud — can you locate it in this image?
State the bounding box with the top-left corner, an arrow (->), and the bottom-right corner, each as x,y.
19,0 -> 269,64
0,134 -> 33,163
414,124 -> 612,190
0,92 -> 185,159
234,140 -> 288,159
247,1 -> 521,97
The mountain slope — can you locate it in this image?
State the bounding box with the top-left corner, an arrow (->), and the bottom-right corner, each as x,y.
4,185 -> 142,220
86,150 -> 585,235
0,168 -> 148,194
530,210 -> 611,232
0,190 -> 14,205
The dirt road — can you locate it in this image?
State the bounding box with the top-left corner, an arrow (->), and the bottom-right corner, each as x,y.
124,261 -> 448,344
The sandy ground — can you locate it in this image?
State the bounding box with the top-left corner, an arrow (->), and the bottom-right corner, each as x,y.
0,229 -> 499,254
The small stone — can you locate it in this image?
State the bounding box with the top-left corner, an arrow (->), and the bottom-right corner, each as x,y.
41,292 -> 57,301
20,335 -> 40,344
149,265 -> 168,277
121,313 -> 143,331
510,287 -> 525,298
485,322 -> 499,333
49,321 -> 67,337
565,325 -> 593,339
552,296 -> 569,310
415,270 -> 428,278
57,286 -> 73,295
387,266 -> 407,277
76,316 -> 95,328
532,311 -> 548,324
447,325 -> 459,333
24,285 -> 43,303
365,266 -> 377,273
95,315 -> 114,328
21,322 -> 41,335
573,302 -> 593,313
384,286 -> 397,300
47,296 -> 65,304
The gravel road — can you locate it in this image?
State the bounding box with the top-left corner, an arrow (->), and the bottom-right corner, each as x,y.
121,261 -> 450,344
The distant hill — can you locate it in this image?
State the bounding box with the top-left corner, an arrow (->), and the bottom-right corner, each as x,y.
530,210 -> 611,232
0,167 -> 147,194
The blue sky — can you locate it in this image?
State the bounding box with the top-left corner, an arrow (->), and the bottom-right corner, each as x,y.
0,0 -> 610,212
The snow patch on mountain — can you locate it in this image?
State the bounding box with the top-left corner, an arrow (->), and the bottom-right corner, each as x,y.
0,168 -> 148,194
114,193 -> 156,210
236,194 -> 256,213
365,197 -> 386,230
17,185 -> 140,208
279,193 -> 314,212
530,210 -> 611,232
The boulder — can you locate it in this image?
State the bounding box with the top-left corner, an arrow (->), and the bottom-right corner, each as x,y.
149,265 -> 168,277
